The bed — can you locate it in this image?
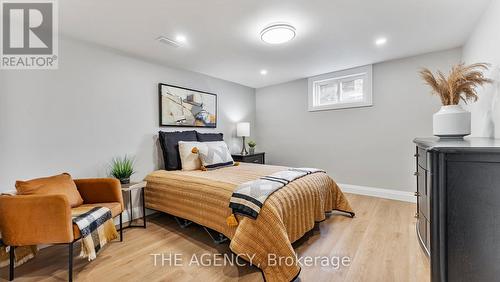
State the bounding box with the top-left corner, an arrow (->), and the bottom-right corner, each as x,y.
144,162 -> 354,282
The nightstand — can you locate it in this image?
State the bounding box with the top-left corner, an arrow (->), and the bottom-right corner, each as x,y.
231,152 -> 265,164
121,181 -> 147,229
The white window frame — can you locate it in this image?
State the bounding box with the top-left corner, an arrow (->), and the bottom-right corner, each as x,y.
308,65 -> 373,111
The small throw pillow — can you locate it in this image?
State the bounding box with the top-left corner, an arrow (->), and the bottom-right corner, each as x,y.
193,141 -> 234,170
178,141 -> 202,171
15,173 -> 84,207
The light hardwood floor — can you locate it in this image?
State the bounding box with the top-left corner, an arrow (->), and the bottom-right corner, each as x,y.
0,194 -> 429,282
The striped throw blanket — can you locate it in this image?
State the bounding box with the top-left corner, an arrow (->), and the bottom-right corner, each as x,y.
72,206 -> 118,261
229,168 -> 325,219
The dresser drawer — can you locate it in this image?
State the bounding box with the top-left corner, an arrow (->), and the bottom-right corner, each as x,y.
244,155 -> 264,164
232,153 -> 265,164
417,217 -> 430,256
417,147 -> 428,169
417,217 -> 427,248
417,165 -> 429,220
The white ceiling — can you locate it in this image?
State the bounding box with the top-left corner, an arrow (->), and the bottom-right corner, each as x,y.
60,0 -> 491,88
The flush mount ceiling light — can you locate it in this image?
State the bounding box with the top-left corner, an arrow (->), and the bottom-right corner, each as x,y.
260,69 -> 268,75
260,23 -> 296,45
175,35 -> 187,43
375,37 -> 387,46
156,35 -> 186,48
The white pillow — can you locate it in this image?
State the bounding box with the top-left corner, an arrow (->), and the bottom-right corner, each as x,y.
178,141 -> 202,171
193,141 -> 234,170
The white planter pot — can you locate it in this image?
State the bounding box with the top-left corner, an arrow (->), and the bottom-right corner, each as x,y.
433,105 -> 471,138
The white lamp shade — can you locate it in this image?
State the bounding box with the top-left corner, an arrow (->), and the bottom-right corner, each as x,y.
236,122 -> 250,137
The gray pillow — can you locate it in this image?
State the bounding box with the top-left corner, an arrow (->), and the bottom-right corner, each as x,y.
159,131 -> 197,170
196,132 -> 224,142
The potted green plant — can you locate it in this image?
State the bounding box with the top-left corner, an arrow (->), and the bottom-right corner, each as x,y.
110,155 -> 136,184
420,63 -> 492,138
248,140 -> 256,154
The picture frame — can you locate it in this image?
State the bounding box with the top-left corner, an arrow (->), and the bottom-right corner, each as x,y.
158,83 -> 217,128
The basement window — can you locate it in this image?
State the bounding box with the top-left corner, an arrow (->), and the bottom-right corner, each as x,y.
308,65 -> 373,111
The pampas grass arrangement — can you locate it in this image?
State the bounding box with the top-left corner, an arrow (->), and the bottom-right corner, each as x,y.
420,63 -> 492,105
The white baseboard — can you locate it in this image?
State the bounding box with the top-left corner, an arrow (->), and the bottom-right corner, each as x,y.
339,183 -> 416,203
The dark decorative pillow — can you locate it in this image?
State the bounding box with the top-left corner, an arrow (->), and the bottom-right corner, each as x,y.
196,132 -> 224,142
159,130 -> 197,170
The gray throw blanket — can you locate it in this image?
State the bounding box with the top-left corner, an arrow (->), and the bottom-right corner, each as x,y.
229,168 -> 325,219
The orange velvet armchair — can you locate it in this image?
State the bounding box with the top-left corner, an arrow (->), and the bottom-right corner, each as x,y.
0,178 -> 124,281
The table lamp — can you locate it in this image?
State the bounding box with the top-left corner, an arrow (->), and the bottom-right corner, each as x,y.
236,122 -> 250,155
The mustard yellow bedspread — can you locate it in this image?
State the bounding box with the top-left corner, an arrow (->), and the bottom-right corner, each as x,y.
145,163 -> 353,282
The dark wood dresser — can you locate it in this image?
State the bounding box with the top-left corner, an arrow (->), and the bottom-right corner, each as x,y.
231,152 -> 265,164
414,137 -> 500,282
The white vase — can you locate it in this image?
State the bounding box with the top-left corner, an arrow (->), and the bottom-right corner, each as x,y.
433,105 -> 471,138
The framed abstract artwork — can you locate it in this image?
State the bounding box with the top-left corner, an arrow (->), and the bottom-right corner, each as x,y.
159,83 -> 217,128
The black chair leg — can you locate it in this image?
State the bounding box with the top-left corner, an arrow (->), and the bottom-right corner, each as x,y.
119,213 -> 123,242
68,242 -> 73,282
9,246 -> 14,281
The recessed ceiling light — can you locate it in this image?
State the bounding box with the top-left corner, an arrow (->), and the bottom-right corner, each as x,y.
375,37 -> 387,46
175,35 -> 187,43
260,69 -> 268,75
260,23 -> 296,45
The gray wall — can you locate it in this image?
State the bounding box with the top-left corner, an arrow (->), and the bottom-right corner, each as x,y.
462,0 -> 500,137
255,48 -> 462,192
0,38 -> 255,192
